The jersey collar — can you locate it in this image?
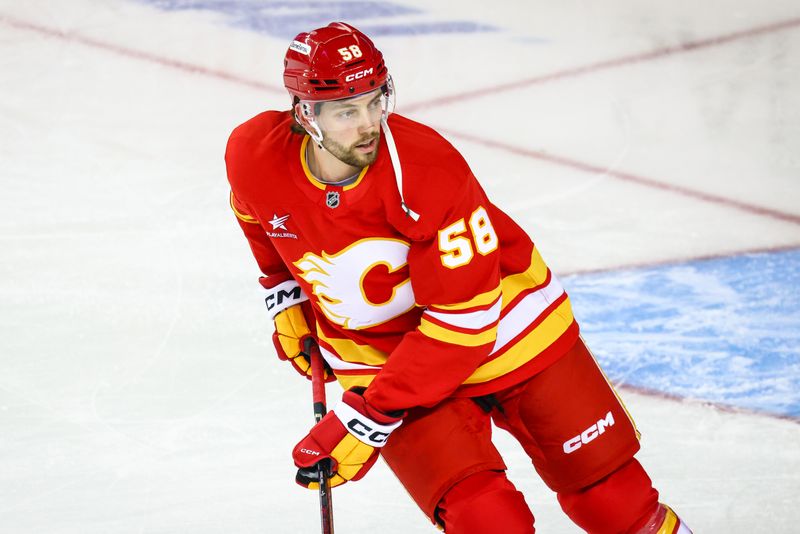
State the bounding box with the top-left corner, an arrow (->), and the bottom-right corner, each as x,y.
300,136 -> 369,191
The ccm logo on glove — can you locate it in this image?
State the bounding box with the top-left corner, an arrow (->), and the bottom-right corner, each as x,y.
263,279 -> 308,320
347,419 -> 391,444
266,285 -> 302,311
292,388 -> 405,489
335,400 -> 400,447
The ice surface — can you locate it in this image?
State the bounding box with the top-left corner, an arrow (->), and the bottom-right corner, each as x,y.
1,1 -> 798,532
567,249 -> 800,418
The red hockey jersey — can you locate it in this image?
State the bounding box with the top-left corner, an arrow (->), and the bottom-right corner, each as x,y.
225,111 -> 579,412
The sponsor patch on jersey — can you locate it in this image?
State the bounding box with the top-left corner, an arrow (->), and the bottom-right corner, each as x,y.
268,213 -> 290,230
290,40 -> 311,55
267,230 -> 298,239
266,213 -> 298,239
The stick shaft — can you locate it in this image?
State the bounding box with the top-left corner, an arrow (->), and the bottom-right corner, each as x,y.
310,344 -> 327,420
306,339 -> 334,534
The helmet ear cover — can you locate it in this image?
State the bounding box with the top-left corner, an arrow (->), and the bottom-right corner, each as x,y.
297,108 -> 324,145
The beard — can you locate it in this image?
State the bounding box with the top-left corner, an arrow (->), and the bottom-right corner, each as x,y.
322,133 -> 381,168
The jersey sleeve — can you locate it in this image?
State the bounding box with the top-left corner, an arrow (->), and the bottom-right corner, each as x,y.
364,172 -> 503,412
228,191 -> 281,275
225,124 -> 293,286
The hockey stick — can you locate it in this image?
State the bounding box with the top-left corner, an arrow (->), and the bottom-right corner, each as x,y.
304,337 -> 335,534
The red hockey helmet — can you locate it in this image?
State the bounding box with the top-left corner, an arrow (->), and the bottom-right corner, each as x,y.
283,22 -> 389,102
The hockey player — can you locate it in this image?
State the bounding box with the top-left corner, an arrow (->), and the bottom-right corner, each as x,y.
226,22 -> 692,534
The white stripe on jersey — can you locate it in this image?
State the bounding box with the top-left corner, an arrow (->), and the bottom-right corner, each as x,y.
320,276 -> 566,369
424,298 -> 502,330
491,275 -> 566,354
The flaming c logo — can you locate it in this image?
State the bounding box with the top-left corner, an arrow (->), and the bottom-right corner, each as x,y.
294,238 -> 415,329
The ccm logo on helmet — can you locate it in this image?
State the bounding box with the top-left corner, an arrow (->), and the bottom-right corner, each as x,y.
563,411 -> 615,454
345,68 -> 374,82
300,448 -> 320,456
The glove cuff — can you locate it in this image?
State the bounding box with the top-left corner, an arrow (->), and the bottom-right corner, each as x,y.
334,395 -> 403,448
262,278 -> 309,320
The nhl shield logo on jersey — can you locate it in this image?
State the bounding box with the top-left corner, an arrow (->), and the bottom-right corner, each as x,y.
326,191 -> 340,209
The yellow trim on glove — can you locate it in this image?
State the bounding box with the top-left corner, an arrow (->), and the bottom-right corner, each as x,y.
275,306 -> 312,339
330,434 -> 376,481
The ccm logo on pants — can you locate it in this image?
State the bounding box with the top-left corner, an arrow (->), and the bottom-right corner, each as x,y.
563,411 -> 615,454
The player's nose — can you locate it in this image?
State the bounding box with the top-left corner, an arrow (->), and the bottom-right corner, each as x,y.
357,107 -> 381,132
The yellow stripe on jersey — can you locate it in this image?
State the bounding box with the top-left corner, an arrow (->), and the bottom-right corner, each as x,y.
419,319 -> 498,347
464,298 -> 574,384
432,284 -> 502,312
657,506 -> 679,534
316,327 -> 389,367
425,299 -> 502,331
337,374 -> 377,391
300,136 -> 326,191
343,166 -> 370,191
229,191 -> 259,224
428,248 -> 544,314
501,248 -> 549,306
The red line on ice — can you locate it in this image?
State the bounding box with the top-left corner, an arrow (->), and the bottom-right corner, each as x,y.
3,13 -> 798,224
403,16 -> 800,113
562,243 -> 800,277
0,13 -> 283,94
436,128 -> 800,227
4,11 -> 798,423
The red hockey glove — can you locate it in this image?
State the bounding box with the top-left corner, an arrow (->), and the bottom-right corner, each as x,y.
293,388 -> 404,489
260,275 -> 334,382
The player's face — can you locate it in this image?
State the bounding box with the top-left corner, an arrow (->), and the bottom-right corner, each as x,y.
316,89 -> 383,167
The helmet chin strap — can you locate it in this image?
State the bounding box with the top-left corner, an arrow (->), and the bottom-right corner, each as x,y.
381,116 -> 419,221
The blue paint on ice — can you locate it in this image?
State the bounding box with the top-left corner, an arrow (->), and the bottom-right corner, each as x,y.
565,248 -> 800,418
133,1 -> 496,39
